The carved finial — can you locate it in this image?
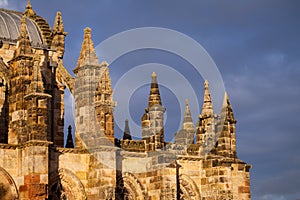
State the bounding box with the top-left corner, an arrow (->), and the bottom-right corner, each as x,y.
24,0 -> 36,17
148,72 -> 162,108
201,80 -> 214,117
74,27 -> 100,73
185,98 -> 189,106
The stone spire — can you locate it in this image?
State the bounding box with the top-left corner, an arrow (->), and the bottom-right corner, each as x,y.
123,119 -> 132,140
175,99 -> 195,145
221,92 -> 236,123
74,28 -> 99,73
14,17 -> 32,58
216,92 -> 237,158
183,99 -> 193,125
201,80 -> 214,118
148,72 -> 162,108
142,72 -> 166,150
182,99 -> 195,133
24,0 -> 36,17
51,11 -> 67,55
53,12 -> 65,33
65,125 -> 74,148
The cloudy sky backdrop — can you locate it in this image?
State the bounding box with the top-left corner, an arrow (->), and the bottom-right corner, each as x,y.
2,1 -> 300,199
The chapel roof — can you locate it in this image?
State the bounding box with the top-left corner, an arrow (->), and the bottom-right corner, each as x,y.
0,8 -> 47,46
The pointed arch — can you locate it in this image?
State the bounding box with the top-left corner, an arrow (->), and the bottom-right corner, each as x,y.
179,174 -> 201,200
49,168 -> 87,200
116,172 -> 147,200
0,167 -> 18,199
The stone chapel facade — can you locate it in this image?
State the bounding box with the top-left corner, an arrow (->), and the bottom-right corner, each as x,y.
0,2 -> 251,200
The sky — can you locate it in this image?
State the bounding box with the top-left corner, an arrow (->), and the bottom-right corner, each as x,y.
2,0 -> 300,199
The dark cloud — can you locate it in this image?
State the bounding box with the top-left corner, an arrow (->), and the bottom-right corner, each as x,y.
6,0 -> 300,199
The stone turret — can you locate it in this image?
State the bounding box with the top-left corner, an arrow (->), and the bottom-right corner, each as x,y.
74,27 -> 100,148
74,27 -> 115,147
123,119 -> 132,140
216,92 -> 237,158
142,72 -> 166,150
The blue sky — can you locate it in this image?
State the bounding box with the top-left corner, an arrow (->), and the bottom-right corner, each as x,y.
2,1 -> 300,199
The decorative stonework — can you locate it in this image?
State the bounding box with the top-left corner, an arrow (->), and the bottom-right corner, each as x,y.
116,173 -> 146,200
49,168 -> 87,200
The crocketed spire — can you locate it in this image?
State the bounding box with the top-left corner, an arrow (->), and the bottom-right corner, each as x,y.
74,28 -> 100,73
148,72 -> 162,108
201,80 -> 214,118
53,12 -> 65,34
123,119 -> 132,140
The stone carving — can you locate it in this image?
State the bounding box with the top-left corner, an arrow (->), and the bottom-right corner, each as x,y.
49,168 -> 87,200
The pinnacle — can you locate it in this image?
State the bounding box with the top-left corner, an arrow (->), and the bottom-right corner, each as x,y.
221,92 -> 235,123
148,72 -> 162,108
201,80 -> 214,117
123,119 -> 132,140
53,11 -> 65,34
182,98 -> 194,127
183,99 -> 192,122
74,27 -> 100,72
14,16 -> 32,57
29,55 -> 44,93
19,17 -> 29,39
24,0 -> 36,17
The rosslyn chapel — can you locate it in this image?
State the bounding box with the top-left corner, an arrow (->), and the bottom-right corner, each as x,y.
0,1 -> 251,199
